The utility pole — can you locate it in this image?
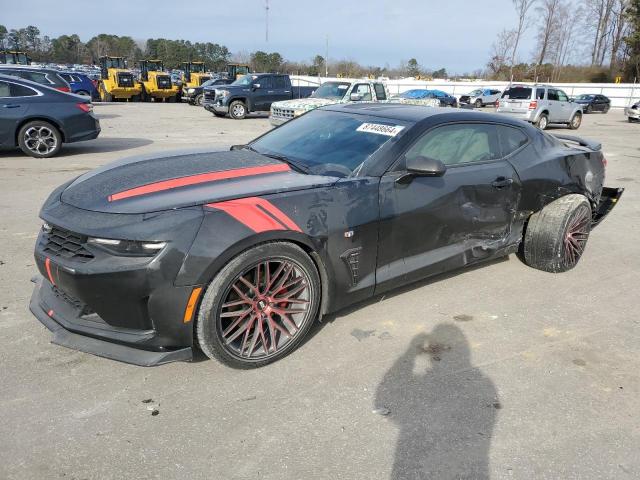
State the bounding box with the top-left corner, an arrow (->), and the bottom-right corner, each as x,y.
325,35 -> 329,77
265,0 -> 270,43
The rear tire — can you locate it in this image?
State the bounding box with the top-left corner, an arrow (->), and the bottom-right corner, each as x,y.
196,242 -> 321,368
474,99 -> 483,108
99,83 -> 112,102
523,194 -> 592,273
229,100 -> 247,119
536,113 -> 549,130
18,120 -> 63,158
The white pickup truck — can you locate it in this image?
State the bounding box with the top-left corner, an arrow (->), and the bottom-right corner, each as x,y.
270,80 -> 390,126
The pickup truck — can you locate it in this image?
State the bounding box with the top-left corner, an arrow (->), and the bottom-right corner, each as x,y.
203,73 -> 316,119
269,80 -> 389,126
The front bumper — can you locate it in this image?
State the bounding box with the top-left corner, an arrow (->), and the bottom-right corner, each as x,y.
625,107 -> 640,119
30,278 -> 192,366
269,115 -> 288,126
204,102 -> 229,114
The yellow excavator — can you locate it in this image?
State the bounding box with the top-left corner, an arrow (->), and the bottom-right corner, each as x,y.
97,56 -> 142,102
0,51 -> 31,65
181,61 -> 210,89
138,59 -> 180,102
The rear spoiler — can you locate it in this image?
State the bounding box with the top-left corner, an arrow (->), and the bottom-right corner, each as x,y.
551,134 -> 601,152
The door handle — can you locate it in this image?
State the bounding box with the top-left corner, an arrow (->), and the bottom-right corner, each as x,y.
491,177 -> 513,188
3,104 -> 21,108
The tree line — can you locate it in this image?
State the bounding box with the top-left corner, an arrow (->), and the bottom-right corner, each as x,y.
488,0 -> 640,82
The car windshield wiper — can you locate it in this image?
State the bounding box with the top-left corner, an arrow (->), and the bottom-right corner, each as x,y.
245,146 -> 310,174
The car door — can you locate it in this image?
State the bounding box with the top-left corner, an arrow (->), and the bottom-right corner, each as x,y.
0,80 -> 33,146
546,89 -> 561,121
270,75 -> 292,104
351,83 -> 373,101
252,76 -> 273,111
557,89 -> 573,119
375,122 -> 520,292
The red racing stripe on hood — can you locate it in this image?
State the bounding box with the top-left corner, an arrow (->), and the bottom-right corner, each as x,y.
206,197 -> 302,233
108,163 -> 290,202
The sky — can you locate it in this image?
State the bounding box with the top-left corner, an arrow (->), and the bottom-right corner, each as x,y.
3,0 -> 537,73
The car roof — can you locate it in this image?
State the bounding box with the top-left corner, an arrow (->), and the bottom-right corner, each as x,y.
0,65 -> 62,74
0,72 -> 64,93
320,102 -> 531,127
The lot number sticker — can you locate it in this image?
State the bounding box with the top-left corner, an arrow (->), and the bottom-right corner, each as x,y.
357,123 -> 405,137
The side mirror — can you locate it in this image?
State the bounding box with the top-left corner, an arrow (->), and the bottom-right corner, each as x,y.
407,155 -> 447,176
397,156 -> 446,185
350,92 -> 362,101
252,83 -> 261,90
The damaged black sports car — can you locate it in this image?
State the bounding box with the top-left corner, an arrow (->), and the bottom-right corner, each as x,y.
30,104 -> 623,367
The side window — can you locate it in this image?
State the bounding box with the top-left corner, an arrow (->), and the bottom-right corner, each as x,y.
0,81 -> 10,97
557,90 -> 569,102
258,76 -> 273,89
373,83 -> 386,100
536,89 -> 545,100
547,89 -> 559,101
353,84 -> 372,101
10,83 -> 38,97
405,124 -> 500,166
273,76 -> 286,89
497,125 -> 529,156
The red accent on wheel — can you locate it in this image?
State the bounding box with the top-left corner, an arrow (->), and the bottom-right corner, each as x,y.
45,258 -> 56,286
563,205 -> 590,267
108,163 -> 290,202
219,260 -> 311,359
206,197 -> 302,233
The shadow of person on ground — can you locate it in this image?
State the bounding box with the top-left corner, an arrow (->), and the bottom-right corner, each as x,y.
375,324 -> 499,480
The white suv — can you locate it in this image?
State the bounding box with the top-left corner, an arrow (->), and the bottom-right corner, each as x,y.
497,84 -> 583,130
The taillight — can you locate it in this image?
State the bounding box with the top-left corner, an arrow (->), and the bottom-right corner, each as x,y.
56,86 -> 71,92
528,100 -> 537,110
602,156 -> 608,168
76,103 -> 92,113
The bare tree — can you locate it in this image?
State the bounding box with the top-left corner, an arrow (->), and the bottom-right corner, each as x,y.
609,0 -> 630,69
488,28 -> 517,75
534,0 -> 562,64
552,1 -> 580,80
510,0 -> 538,76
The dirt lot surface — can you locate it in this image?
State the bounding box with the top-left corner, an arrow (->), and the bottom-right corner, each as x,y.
1,104 -> 638,479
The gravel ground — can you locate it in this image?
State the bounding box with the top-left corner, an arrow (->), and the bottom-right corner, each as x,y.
0,103 -> 638,480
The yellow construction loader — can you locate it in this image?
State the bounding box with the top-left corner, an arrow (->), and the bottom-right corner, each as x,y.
226,63 -> 250,79
0,50 -> 31,65
138,59 -> 180,102
97,56 -> 142,102
181,61 -> 210,89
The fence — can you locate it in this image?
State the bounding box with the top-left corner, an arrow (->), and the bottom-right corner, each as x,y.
291,76 -> 639,108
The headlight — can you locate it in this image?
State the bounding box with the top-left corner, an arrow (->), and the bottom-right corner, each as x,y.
87,237 -> 167,257
294,110 -> 304,117
216,89 -> 230,97
187,88 -> 195,93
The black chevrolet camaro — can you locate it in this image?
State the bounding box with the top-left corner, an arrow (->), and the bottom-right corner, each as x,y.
30,104 -> 623,367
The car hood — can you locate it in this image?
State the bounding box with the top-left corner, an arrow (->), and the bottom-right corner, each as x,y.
272,97 -> 342,111
59,149 -> 338,214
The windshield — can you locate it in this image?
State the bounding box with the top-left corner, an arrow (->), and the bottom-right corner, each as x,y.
576,94 -> 594,100
502,87 -> 532,100
190,63 -> 205,73
468,89 -> 482,96
311,82 -> 351,99
232,74 -> 257,86
105,58 -> 125,69
147,61 -> 163,71
250,110 -> 410,177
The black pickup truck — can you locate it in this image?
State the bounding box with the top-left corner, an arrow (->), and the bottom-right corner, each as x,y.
202,73 -> 316,119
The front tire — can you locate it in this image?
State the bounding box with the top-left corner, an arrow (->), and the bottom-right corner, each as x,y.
196,242 -> 321,368
523,194 -> 592,273
194,94 -> 204,106
229,100 -> 247,119
474,99 -> 483,108
18,120 -> 63,158
569,111 -> 582,130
